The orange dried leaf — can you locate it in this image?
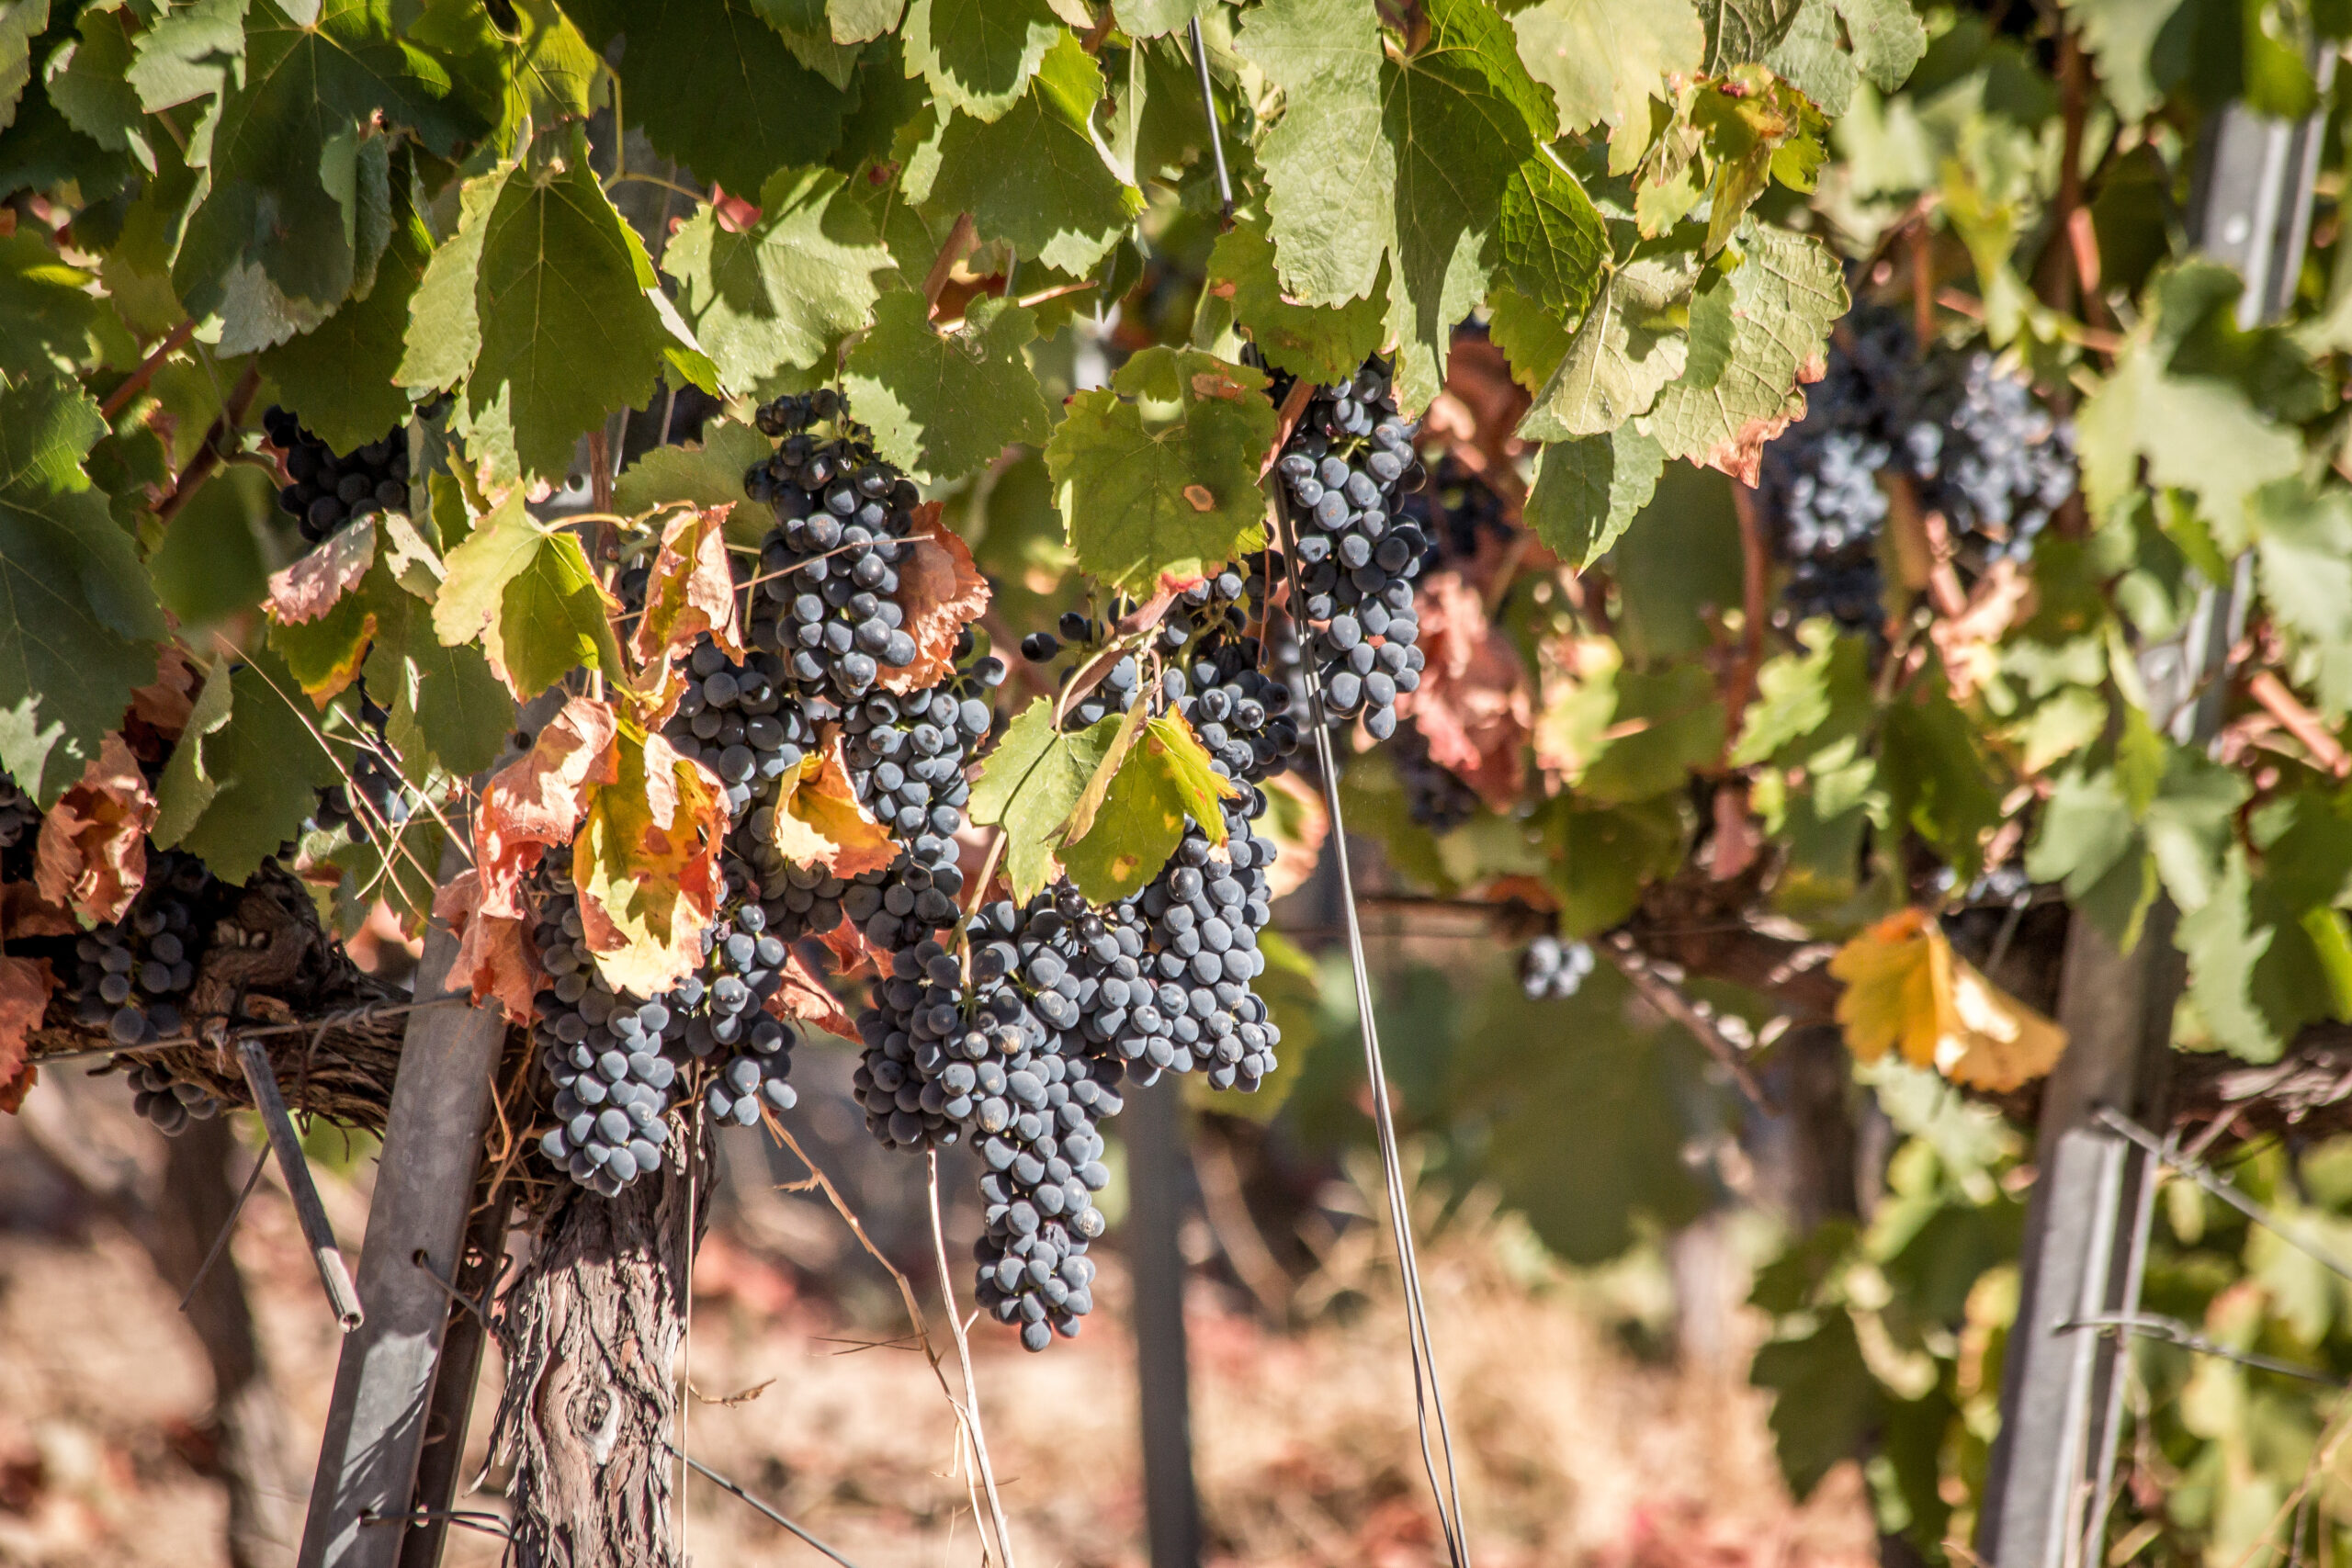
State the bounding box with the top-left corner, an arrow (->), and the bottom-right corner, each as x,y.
4,882 -> 77,940
1829,908 -> 2066,1092
882,502 -> 991,694
433,870 -> 544,1025
36,734 -> 156,925
1693,405 -> 1801,487
764,944 -> 858,1038
819,916 -> 883,978
0,955 -> 56,1113
631,505 -> 745,686
1396,570 -> 1531,810
474,696 -> 620,918
129,646 -> 203,739
770,739 -> 900,879
266,515 -> 379,625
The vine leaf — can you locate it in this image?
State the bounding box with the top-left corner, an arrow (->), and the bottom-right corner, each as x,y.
0,956 -> 56,1114
1523,425 -> 1666,567
400,158 -> 714,480
0,3 -> 49,134
1047,345 -> 1279,597
267,515 -> 379,626
615,421 -> 774,519
435,491 -> 628,699
884,502 -> 992,693
769,739 -> 899,878
435,868 -> 545,1025
1518,254 -> 1697,442
0,375 -> 166,807
904,0 -> 1064,121
1396,571 -> 1532,811
926,33 -> 1148,276
1498,153 -> 1607,321
1204,219 -> 1388,386
576,727 -> 731,997
752,0 -> 864,87
1511,0 -> 1702,169
171,0 -> 488,353
828,0 -> 907,42
842,292 -> 1054,482
664,166 -> 898,393
1829,908 -> 2067,1091
34,732 -> 154,925
153,649 -> 342,886
2251,479 -> 2352,715
1059,710 -> 1237,902
1238,0 -> 1558,407
0,227 -> 125,378
257,179 -> 433,453
563,0 -> 850,192
967,697 -> 1124,900
1642,226 -> 1845,482
765,943 -> 858,1037
631,506 -> 745,706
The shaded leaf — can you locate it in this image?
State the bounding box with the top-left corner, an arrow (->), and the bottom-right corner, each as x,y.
266,515 -> 379,626
842,291 -> 1054,482
33,732 -> 153,924
1397,570 -> 1531,809
904,0 -> 1064,121
1204,218 -> 1388,386
1522,425 -> 1665,568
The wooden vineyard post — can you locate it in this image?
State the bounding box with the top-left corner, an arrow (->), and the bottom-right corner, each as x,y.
1975,66 -> 2335,1568
297,833 -> 514,1568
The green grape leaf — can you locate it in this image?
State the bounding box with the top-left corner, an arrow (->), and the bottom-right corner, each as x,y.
0,1 -> 49,133
927,33 -> 1145,275
1731,622 -> 1873,766
259,182 -> 431,453
1643,226 -> 1845,480
173,0 -> 488,353
904,0 -> 1064,121
1699,0 -> 1802,69
750,0 -> 862,88
1239,0 -> 1556,407
1751,1311 -> 1884,1498
1060,710 -> 1238,901
155,648 -> 343,885
571,0 -> 848,194
1046,345 -> 1280,596
0,227 -> 119,376
1114,0 -> 1209,35
829,0 -> 907,44
0,376 -> 165,806
1511,0 -> 1702,168
153,652 -> 234,848
2252,479 -> 2352,716
435,491 -> 627,697
1833,0 -> 1927,92
1522,425 -> 1665,568
409,0 -> 604,151
1879,682 -> 2002,881
1486,284 -> 1574,392
1577,664 -> 1725,804
967,697 -> 1123,900
664,165 -> 898,393
614,421 -> 775,517
1518,253 -> 1697,441
2178,846 -> 2279,1060
2064,0 -> 2176,121
842,291 -> 1054,483
1206,218 -> 1388,386
402,159 -> 703,479
148,464 -> 275,627
368,631 -> 514,779
46,6 -> 153,164
1498,152 -> 1606,321
1758,0 -> 1854,115
125,0 -> 243,114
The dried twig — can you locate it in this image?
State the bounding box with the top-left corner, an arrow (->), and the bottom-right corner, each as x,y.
1601,933 -> 1777,1111
928,1149 -> 1018,1568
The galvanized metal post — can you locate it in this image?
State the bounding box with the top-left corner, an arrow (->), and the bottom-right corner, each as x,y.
1975,61 -> 2334,1568
1125,1073 -> 1204,1568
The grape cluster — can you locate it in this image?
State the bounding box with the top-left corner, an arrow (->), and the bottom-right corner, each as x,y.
70,852 -> 223,1134
1520,934 -> 1595,1000
1399,452 -> 1513,572
1112,800 -> 1282,1091
1756,307 -> 2076,635
1268,359 -> 1429,739
838,642 -> 1001,952
1164,629 -> 1301,784
693,900 -> 802,1130
743,390 -> 925,705
1395,718 -> 1478,833
262,407 -> 410,545
309,686 -> 401,840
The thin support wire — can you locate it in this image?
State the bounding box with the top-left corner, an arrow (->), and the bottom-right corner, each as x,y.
2096,1107 -> 2352,1284
2061,1312 -> 2347,1387
1185,17 -> 1234,223
176,1146 -> 270,1313
1272,494 -> 1476,1568
927,1150 -> 1018,1568
675,1450 -> 862,1568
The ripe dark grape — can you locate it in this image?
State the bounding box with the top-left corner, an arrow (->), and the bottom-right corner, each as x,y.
1520,934 -> 1595,1000
1265,357 -> 1427,741
839,639 -> 1001,950
307,684 -> 402,840
262,407 -> 411,545
72,851 -> 224,1134
1900,349 -> 2077,570
1397,451 -> 1512,574
1395,718 -> 1478,832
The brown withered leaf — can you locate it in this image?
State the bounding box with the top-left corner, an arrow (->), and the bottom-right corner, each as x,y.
770,739 -> 899,879
129,646 -> 203,739
36,734 -> 156,925
3,882 -> 76,940
631,505 -> 744,686
0,956 -> 56,1113
473,696 -> 620,919
1931,558 -> 2035,704
266,515 -> 379,625
819,912 -> 883,977
433,871 -> 543,1025
765,944 -> 858,1039
1691,401 -> 1803,487
881,502 -> 990,694
1257,772 -> 1329,901
1396,570 -> 1531,810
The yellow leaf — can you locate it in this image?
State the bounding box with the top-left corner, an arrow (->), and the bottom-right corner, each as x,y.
1830,908 -> 2066,1092
767,738 -> 899,879
576,726 -> 729,997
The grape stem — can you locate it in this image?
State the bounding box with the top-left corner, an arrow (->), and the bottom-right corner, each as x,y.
926,1150 -> 1019,1568
101,320 -> 197,418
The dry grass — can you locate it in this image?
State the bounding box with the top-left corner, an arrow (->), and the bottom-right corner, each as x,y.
0,1123 -> 1874,1568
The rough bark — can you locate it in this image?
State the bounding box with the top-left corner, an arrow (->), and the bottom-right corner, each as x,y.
491,1144 -> 715,1568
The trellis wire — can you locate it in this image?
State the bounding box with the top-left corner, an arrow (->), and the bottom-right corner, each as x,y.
35,990 -> 470,1067
675,1450 -> 862,1568
2096,1108 -> 2352,1287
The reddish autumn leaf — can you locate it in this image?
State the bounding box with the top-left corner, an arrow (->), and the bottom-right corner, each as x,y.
770,739 -> 900,879
129,646 -> 203,739
36,735 -> 156,925
433,870 -> 543,1025
1693,406 -> 1801,487
818,915 -> 882,978
0,956 -> 56,1114
631,506 -> 745,711
266,515 -> 379,625
1396,571 -> 1531,810
3,883 -> 76,940
1256,772 -> 1329,901
764,944 -> 857,1038
473,697 -> 620,919
880,502 -> 991,694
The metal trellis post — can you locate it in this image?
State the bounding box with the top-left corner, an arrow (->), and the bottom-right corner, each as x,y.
1974,62 -> 2334,1568
1125,1073 -> 1204,1568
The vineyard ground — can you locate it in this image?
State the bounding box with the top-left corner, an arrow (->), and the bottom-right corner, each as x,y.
0,1082 -> 1873,1568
